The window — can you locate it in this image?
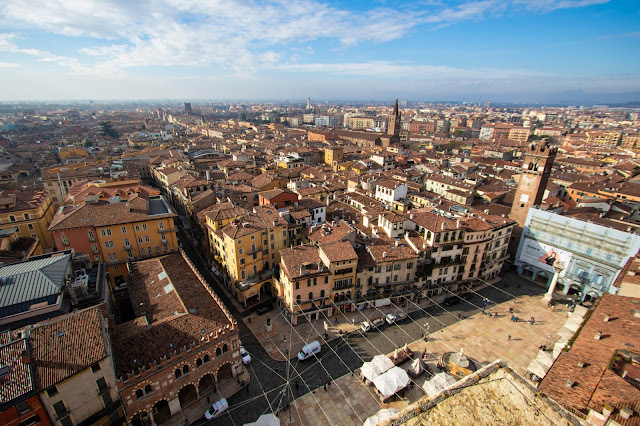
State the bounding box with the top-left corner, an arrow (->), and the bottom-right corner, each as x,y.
241,271 -> 245,280
295,281 -> 299,290
394,264 -> 400,270
296,295 -> 301,304
144,384 -> 152,394
137,236 -> 143,244
20,415 -> 41,426
283,230 -> 286,237
240,258 -> 245,265
308,292 -> 313,300
145,235 -> 150,243
61,233 -> 69,246
135,225 -> 140,232
52,400 -> 68,417
223,344 -> 228,353
27,223 -> 34,230
105,228 -> 112,236
270,233 -> 274,241
46,385 -> 58,397
159,222 -> 164,230
121,226 -> 127,234
92,243 -> 98,253
375,266 -> 381,273
16,401 -> 30,415
407,262 -> 413,269
142,224 -> 147,231
307,279 -> 311,287
386,265 -> 392,272
136,389 -> 144,399
91,363 -> 101,373
239,248 -> 243,254
96,377 -> 108,393
88,230 -> 95,241
204,354 -> 210,363
196,358 -> 203,367
104,241 -> 114,249
313,277 -> 317,286
320,290 -> 325,298
324,276 -> 329,284
147,247 -> 152,255
182,365 -> 189,375
9,215 -> 15,222
175,369 -> 182,379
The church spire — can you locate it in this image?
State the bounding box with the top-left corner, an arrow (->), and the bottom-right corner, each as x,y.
393,97 -> 399,115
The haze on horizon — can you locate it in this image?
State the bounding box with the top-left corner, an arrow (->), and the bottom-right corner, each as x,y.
0,0 -> 639,105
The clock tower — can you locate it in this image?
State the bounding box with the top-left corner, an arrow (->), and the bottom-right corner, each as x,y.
509,140 -> 557,228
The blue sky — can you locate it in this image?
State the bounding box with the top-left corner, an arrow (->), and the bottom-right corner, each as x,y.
0,0 -> 639,103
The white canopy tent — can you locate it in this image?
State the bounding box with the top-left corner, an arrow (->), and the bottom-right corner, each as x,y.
373,366 -> 410,397
422,372 -> 458,397
362,408 -> 400,426
361,355 -> 394,381
243,413 -> 280,426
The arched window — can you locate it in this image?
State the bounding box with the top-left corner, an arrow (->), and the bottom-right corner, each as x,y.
204,354 -> 210,363
308,292 -> 313,301
222,344 -> 228,353
23,213 -> 30,220
135,389 -> 144,399
144,384 -> 152,394
215,348 -> 221,357
182,365 -> 189,375
196,358 -> 203,367
175,369 -> 182,379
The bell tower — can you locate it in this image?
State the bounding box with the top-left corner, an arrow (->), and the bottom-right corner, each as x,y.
509,140 -> 557,228
387,98 -> 401,138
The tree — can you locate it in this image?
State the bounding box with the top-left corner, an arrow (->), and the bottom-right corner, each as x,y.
99,121 -> 119,138
453,129 -> 465,137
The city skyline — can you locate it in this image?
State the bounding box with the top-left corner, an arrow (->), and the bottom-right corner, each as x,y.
1,0 -> 639,103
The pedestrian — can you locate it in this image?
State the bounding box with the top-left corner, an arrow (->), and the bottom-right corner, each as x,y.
335,317 -> 338,324
508,334 -> 511,341
248,316 -> 251,324
324,383 -> 327,391
530,317 -> 535,325
509,308 -> 513,314
184,418 -> 188,426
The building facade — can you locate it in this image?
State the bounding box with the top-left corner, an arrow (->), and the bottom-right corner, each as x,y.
515,208 -> 640,302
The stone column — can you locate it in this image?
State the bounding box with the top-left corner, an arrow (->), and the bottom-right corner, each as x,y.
147,411 -> 157,426
543,264 -> 563,303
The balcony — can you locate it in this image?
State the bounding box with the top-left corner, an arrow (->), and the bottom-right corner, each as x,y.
158,227 -> 177,233
236,269 -> 274,291
247,246 -> 262,255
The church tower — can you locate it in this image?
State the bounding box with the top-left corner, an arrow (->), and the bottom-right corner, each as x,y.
387,98 -> 401,138
509,140 -> 557,228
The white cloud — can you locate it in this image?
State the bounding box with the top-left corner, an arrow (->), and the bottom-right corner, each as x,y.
275,60 -> 546,79
0,0 -> 617,80
0,61 -> 19,68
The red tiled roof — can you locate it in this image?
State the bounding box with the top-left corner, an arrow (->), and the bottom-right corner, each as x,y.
29,305 -> 107,390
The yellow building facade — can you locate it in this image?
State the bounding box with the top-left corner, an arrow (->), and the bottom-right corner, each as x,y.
0,190 -> 56,250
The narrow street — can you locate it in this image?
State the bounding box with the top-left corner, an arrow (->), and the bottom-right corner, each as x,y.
176,224 -> 548,425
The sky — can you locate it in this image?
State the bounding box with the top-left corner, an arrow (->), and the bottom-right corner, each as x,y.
0,0 -> 639,104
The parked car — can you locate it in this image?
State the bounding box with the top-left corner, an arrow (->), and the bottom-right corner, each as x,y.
256,303 -> 274,315
240,346 -> 251,364
205,398 -> 228,420
443,296 -> 461,307
361,316 -> 386,332
385,313 -> 398,325
297,340 -> 321,361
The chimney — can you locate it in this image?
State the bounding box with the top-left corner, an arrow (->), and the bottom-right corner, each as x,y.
395,240 -> 399,247
126,202 -> 131,212
594,331 -> 602,340
441,222 -> 445,230
206,170 -> 211,181
565,379 -> 575,388
604,314 -> 610,322
383,251 -> 387,258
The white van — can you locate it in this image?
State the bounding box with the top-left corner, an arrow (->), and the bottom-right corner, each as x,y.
205,398 -> 228,420
297,340 -> 321,361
